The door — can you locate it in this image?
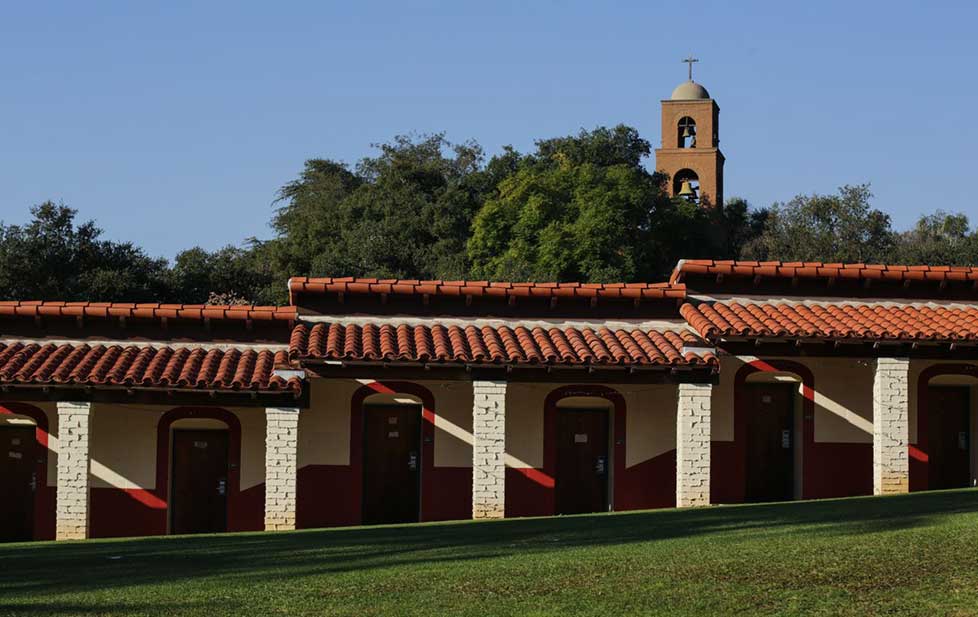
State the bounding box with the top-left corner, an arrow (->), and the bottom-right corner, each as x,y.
0,426 -> 36,542
745,383 -> 795,502
555,409 -> 609,515
362,404 -> 422,525
928,386 -> 970,490
170,430 -> 229,535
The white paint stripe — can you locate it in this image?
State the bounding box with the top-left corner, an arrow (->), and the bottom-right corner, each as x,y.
298,314 -> 689,331
688,292 -> 978,309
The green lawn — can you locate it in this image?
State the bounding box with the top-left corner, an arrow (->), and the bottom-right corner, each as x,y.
3,490 -> 978,617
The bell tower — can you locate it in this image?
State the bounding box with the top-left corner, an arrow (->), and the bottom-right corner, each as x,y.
654,56 -> 724,207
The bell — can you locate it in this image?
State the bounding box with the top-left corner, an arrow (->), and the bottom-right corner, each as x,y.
681,125 -> 694,138
677,179 -> 697,199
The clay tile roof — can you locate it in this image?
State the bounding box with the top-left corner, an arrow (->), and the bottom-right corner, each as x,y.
0,342 -> 301,394
288,322 -> 715,367
671,259 -> 978,285
0,301 -> 297,323
287,277 -> 685,301
681,301 -> 978,343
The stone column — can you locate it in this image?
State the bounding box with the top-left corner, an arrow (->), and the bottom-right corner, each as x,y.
676,382 -> 712,507
264,407 -> 300,531
56,401 -> 92,540
873,357 -> 910,495
472,380 -> 506,519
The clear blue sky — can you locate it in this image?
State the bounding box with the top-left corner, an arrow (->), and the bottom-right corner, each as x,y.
1,1 -> 976,259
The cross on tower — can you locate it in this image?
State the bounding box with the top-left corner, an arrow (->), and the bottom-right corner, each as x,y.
682,55 -> 699,81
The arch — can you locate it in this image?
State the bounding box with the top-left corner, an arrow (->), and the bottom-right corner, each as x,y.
349,381 -> 437,522
734,360 -> 816,501
677,116 -> 697,148
914,363 -> 978,491
0,402 -> 53,540
673,168 -> 700,203
544,385 -> 626,511
155,407 -> 241,533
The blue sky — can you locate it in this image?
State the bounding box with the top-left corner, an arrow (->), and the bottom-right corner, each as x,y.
1,1 -> 976,259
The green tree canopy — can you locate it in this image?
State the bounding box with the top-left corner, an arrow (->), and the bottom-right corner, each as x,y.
740,185 -> 894,263
265,134 -> 488,292
467,125 -> 752,282
0,202 -> 169,301
889,211 -> 978,266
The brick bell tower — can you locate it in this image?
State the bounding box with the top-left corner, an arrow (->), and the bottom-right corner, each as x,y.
654,56 -> 724,207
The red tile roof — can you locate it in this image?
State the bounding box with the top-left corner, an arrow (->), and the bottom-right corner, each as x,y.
289,321 -> 715,367
288,277 -> 686,301
681,301 -> 978,343
0,301 -> 297,322
672,260 -> 978,284
0,342 -> 301,393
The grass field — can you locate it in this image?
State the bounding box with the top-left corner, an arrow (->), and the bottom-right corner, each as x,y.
2,490 -> 978,617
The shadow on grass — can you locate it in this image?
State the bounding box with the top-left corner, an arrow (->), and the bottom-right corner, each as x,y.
1,488 -> 976,601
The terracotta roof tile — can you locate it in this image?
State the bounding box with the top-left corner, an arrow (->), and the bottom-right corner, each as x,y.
289,322 -> 715,367
0,342 -> 300,393
288,277 -> 685,302
672,259 -> 978,285
0,301 -> 297,323
681,301 -> 978,343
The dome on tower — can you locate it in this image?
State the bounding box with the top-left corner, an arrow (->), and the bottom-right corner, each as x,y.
670,80 -> 710,100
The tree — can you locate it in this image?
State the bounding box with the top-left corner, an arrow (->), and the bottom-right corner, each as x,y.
740,185 -> 894,263
889,212 -> 978,266
467,125 -> 751,282
0,202 -> 170,301
265,134 -> 488,290
169,243 -> 277,305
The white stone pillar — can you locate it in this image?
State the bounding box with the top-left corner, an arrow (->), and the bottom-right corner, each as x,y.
472,380 -> 506,519
264,407 -> 300,531
873,357 -> 910,495
56,401 -> 92,540
676,382 -> 712,507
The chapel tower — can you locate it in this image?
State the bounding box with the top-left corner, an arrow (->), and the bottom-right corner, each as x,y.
654,57 -> 724,207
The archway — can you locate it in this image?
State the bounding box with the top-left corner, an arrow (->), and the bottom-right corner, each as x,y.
349,382 -> 436,523
734,360 -> 816,502
156,407 -> 241,534
673,168 -> 700,203
677,116 -> 697,148
914,364 -> 978,491
544,386 -> 626,513
0,403 -> 50,541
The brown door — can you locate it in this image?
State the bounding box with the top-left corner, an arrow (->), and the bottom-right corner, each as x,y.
170,430 -> 229,535
362,405 -> 422,525
555,409 -> 609,515
928,387 -> 971,490
0,426 -> 36,542
745,383 -> 795,502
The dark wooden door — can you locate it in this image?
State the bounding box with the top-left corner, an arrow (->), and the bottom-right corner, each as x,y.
555,409 -> 609,515
362,405 -> 422,525
170,430 -> 229,535
928,387 -> 971,490
0,426 -> 36,542
745,383 -> 795,502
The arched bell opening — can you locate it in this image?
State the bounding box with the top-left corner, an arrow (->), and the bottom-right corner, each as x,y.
677,116 -> 697,148
673,169 -> 700,204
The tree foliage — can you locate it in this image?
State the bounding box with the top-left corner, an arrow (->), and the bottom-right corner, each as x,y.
740,185 -> 894,263
266,134 -> 487,289
6,128 -> 976,305
0,202 -> 170,301
467,126 -> 751,282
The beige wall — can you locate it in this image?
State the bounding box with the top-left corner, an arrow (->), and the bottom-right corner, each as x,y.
83,403 -> 265,491
504,382 -> 679,470
714,355 -> 876,444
